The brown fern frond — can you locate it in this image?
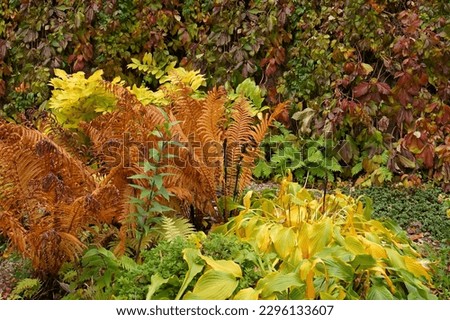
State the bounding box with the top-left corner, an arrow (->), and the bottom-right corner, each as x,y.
0,209 -> 27,254
36,112 -> 91,164
198,87 -> 227,144
169,85 -> 203,135
0,122 -> 97,274
224,99 -> 254,197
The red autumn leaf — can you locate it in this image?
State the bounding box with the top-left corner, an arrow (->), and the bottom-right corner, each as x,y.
425,102 -> 439,113
81,43 -> 94,61
73,55 -> 85,72
353,82 -> 370,98
418,71 -> 429,86
265,58 -> 277,76
376,82 -> 391,95
436,105 -> 450,125
395,88 -> 412,107
404,131 -> 426,153
417,144 -> 435,169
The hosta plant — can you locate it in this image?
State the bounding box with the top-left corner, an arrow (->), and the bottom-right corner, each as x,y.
63,233 -> 264,300
216,176 -> 436,299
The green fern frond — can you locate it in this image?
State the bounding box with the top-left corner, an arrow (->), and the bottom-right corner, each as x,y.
159,216 -> 195,242
10,278 -> 41,299
118,255 -> 138,271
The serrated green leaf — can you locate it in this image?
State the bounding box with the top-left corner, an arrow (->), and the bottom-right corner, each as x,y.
351,162 -> 363,176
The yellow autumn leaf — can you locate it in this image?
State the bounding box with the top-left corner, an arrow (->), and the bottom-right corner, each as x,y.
243,191 -> 253,210
53,68 -> 68,80
404,256 -> 431,281
233,288 -> 261,300
309,218 -> 333,256
306,270 -> 315,299
298,222 -> 312,259
256,224 -> 272,253
270,224 -> 296,259
200,255 -> 242,278
185,270 -> 238,300
344,235 -> 366,255
360,237 -> 387,259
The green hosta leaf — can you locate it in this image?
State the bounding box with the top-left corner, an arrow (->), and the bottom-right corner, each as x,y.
175,248 -> 204,300
350,254 -> 377,271
146,274 -> 170,300
324,258 -> 354,283
344,236 -> 366,255
185,270 -> 238,300
386,248 -> 406,270
256,272 -> 304,298
367,284 -> 394,300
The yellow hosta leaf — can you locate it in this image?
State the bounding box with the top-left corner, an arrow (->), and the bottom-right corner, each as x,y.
186,270 -> 238,300
243,191 -> 253,210
369,266 -> 396,294
200,255 -> 242,278
305,270 -> 315,299
344,235 -> 365,255
307,199 -> 320,212
298,222 -> 312,258
256,224 -> 272,253
404,256 -> 431,281
270,225 -> 296,259
296,188 -> 314,201
243,216 -> 259,239
286,207 -> 301,226
233,288 -> 261,300
360,237 -> 387,259
309,218 -> 333,256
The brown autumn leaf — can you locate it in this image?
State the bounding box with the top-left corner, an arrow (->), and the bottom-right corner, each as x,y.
0,79 -> 5,97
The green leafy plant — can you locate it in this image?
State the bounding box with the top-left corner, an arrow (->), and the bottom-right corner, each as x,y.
127,127 -> 177,262
216,177 -> 436,299
64,232 -> 263,300
346,186 -> 450,242
420,243 -> 450,300
254,122 -> 342,183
